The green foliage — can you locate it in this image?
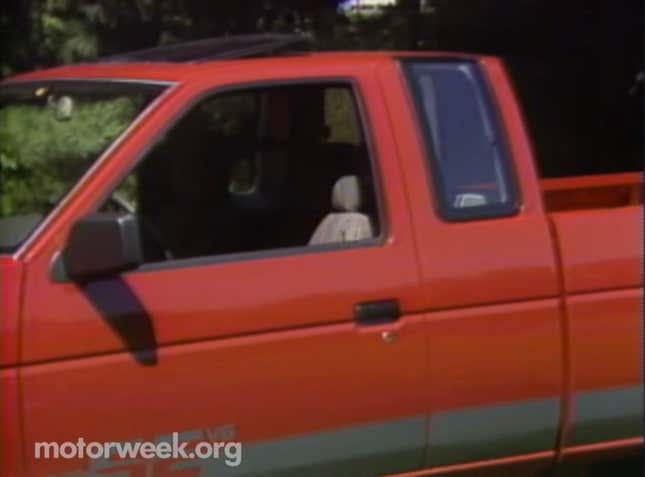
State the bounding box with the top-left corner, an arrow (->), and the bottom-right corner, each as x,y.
1,0 -> 639,222
0,1 -> 360,77
325,88 -> 361,145
0,96 -> 139,216
0,0 -> 426,221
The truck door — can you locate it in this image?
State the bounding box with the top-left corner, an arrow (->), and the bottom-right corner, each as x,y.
19,68 -> 427,476
381,57 -> 564,469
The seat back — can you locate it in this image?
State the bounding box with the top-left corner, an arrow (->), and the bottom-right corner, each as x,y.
309,175 -> 374,245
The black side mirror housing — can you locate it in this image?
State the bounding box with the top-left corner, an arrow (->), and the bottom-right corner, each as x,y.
61,213 -> 143,282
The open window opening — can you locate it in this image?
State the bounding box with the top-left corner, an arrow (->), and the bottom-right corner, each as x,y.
102,82 -> 381,263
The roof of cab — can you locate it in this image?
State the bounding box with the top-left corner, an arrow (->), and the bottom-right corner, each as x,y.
4,51 -> 482,85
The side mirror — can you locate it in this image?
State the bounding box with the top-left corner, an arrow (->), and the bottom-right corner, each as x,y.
61,213 -> 143,282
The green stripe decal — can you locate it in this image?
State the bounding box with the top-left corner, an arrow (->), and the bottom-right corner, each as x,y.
172,415 -> 427,476
427,397 -> 560,467
571,384 -> 644,445
53,386 -> 644,476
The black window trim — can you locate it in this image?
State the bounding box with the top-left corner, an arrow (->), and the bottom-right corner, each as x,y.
52,76 -> 389,280
400,57 -> 522,222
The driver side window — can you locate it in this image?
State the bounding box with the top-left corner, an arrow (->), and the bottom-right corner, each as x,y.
102,82 -> 381,264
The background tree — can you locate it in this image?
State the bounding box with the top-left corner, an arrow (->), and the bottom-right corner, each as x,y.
0,0 -> 642,178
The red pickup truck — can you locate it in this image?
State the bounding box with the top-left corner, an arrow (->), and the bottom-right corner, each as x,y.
1,35 -> 642,476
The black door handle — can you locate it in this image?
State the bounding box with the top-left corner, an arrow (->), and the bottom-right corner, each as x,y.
354,299 -> 401,325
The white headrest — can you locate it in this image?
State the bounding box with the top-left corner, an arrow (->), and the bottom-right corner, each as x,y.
332,175 -> 362,212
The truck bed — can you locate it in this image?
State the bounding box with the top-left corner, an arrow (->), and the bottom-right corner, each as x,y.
544,171 -> 643,293
541,171 -> 642,212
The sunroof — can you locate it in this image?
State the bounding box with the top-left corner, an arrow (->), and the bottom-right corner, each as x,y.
98,33 -> 313,63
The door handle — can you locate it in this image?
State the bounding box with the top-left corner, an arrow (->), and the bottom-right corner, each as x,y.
354,299 -> 401,325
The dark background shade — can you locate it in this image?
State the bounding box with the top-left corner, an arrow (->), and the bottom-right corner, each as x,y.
1,0 -> 642,177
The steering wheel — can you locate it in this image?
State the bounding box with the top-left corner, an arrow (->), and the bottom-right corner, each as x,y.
106,195 -> 174,260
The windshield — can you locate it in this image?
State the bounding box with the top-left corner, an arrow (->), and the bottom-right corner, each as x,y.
0,80 -> 167,253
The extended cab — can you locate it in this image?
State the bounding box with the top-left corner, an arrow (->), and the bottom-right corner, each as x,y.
1,37 -> 642,476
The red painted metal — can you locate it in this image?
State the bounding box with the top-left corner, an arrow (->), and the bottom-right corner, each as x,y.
0,51 -> 641,476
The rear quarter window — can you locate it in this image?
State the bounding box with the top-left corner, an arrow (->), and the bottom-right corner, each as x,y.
402,60 -> 519,220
